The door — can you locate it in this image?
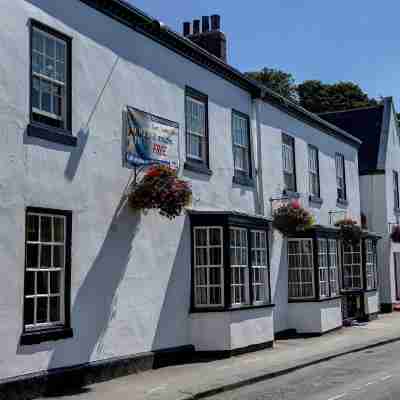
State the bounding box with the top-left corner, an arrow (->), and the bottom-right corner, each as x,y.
394,253 -> 400,301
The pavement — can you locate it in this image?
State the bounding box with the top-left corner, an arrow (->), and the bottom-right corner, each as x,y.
40,313 -> 400,400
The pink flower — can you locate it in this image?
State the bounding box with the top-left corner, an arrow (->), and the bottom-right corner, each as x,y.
291,200 -> 301,209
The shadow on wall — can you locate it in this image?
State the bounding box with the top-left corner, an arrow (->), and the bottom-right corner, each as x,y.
151,217 -> 191,355
47,200 -> 140,370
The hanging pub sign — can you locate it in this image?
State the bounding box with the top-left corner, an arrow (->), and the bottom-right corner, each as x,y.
125,106 -> 180,169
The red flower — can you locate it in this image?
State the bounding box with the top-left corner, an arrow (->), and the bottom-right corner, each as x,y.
291,200 -> 301,209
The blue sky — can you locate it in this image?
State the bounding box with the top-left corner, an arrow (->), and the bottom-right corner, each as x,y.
128,0 -> 400,108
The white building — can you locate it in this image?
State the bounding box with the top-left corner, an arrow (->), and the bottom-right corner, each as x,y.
0,1 -> 379,397
322,97 -> 399,312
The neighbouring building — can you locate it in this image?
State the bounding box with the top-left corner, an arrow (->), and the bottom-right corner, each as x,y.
321,97 -> 399,312
0,0 -> 380,397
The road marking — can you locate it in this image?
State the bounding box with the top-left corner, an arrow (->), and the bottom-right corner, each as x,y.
364,381 -> 377,386
327,393 -> 347,400
380,375 -> 392,381
147,385 -> 167,394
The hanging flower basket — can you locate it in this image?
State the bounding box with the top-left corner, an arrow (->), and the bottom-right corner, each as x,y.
391,225 -> 400,243
128,165 -> 192,219
335,218 -> 362,246
272,200 -> 315,235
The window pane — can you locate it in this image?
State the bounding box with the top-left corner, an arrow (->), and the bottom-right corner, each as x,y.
26,244 -> 39,268
41,245 -> 52,268
37,271 -> 49,294
209,228 -> 222,246
50,297 -> 61,322
45,36 -> 55,58
25,271 -> 35,296
56,41 -> 65,62
50,271 -> 61,294
37,297 -> 48,323
32,77 -> 40,109
41,216 -> 52,242
32,53 -> 44,75
27,214 -> 39,242
53,245 -> 65,269
24,298 -> 34,325
54,217 -> 65,243
32,30 -> 44,53
195,267 -> 207,285
41,81 -> 52,113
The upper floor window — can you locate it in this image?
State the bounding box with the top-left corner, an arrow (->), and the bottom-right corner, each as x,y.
30,21 -> 71,132
232,111 -> 251,178
282,133 -> 296,193
308,145 -> 320,198
335,153 -> 346,202
185,88 -> 209,167
393,171 -> 400,210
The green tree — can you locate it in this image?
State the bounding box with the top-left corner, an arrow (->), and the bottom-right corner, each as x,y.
245,68 -> 297,101
297,80 -> 378,114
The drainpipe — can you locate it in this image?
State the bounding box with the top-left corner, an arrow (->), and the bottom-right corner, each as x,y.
252,96 -> 265,216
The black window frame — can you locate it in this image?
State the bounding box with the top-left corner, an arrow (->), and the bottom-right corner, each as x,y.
282,133 -> 297,195
287,227 -> 341,303
393,170 -> 400,211
339,235 -> 379,294
28,19 -> 76,147
231,110 -> 253,186
184,86 -> 211,175
21,207 -> 73,345
308,144 -> 321,202
189,212 -> 273,313
335,153 -> 347,205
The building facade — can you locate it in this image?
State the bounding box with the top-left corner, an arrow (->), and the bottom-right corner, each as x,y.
322,97 -> 399,312
0,0 -> 379,395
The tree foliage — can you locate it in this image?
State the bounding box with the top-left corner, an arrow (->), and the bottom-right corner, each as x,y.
245,67 -> 379,114
245,68 -> 297,101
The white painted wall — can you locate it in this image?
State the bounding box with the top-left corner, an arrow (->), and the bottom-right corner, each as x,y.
191,308 -> 274,351
0,0 -> 262,379
258,100 -> 361,333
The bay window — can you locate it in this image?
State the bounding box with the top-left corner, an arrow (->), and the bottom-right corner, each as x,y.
365,239 -> 378,290
190,212 -> 271,311
342,242 -> 363,290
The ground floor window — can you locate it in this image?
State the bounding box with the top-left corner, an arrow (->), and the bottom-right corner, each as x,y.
24,208 -> 72,334
342,242 -> 363,290
288,239 -> 314,299
191,212 -> 271,311
317,238 -> 339,299
365,239 -> 378,290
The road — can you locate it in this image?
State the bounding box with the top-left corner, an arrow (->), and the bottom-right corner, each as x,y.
208,341 -> 400,400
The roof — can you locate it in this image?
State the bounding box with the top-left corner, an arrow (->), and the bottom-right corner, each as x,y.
78,0 -> 361,148
320,98 -> 393,174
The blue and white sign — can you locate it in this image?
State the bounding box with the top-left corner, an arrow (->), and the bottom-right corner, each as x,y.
125,106 -> 180,169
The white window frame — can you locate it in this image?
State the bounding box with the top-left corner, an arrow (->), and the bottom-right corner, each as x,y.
288,238 -> 315,300
193,226 -> 224,308
230,227 -> 249,306
335,153 -> 346,201
31,27 -> 67,125
365,239 -> 377,290
186,95 -> 207,163
24,212 -> 66,331
318,239 -> 329,298
308,145 -> 320,197
328,239 -> 339,297
393,171 -> 400,210
342,242 -> 363,290
251,230 -> 269,304
282,134 -> 296,192
232,112 -> 250,175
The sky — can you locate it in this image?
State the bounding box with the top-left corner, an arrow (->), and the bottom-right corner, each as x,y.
128,0 -> 400,108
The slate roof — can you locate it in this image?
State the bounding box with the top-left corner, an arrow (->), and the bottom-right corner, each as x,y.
320,98 -> 393,174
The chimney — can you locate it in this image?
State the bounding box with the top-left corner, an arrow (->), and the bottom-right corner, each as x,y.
182,15 -> 227,63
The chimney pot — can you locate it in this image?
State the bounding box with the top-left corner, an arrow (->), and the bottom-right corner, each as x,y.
183,21 -> 191,36
193,19 -> 200,35
211,15 -> 221,31
202,16 -> 210,32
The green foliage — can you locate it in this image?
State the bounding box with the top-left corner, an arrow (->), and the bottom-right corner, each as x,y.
245,68 -> 297,101
129,165 -> 192,219
298,80 -> 378,114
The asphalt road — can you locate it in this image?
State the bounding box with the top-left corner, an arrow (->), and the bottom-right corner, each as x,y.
208,341 -> 400,400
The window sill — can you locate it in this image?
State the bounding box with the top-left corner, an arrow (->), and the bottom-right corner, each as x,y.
336,199 -> 349,208
289,296 -> 342,303
20,327 -> 73,345
365,288 -> 378,293
283,190 -> 300,199
190,303 -> 275,313
184,160 -> 212,176
232,174 -> 254,187
27,123 -> 77,147
309,195 -> 323,205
